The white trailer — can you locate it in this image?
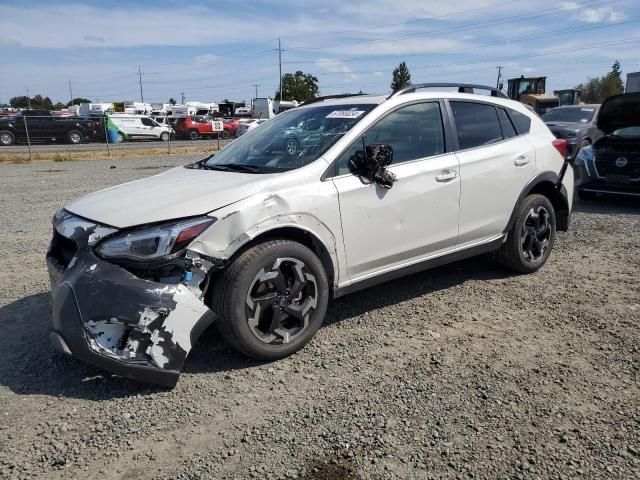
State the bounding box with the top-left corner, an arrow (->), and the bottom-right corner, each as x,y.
626,72 -> 640,93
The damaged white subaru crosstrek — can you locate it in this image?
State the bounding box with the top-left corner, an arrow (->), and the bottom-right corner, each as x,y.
47,84 -> 573,387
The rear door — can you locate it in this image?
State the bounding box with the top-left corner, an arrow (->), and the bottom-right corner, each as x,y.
448,101 -> 536,244
331,101 -> 460,281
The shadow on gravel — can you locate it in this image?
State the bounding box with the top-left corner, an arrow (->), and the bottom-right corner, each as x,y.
0,255 -> 512,398
0,292 -> 168,400
574,196 -> 640,215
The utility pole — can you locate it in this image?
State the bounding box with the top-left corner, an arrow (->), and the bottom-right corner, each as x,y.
138,65 -> 144,103
496,65 -> 503,90
253,84 -> 260,99
26,86 -> 31,109
274,38 -> 284,101
68,79 -> 74,106
180,92 -> 185,104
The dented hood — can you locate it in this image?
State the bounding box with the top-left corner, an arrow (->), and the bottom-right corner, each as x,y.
65,166 -> 273,228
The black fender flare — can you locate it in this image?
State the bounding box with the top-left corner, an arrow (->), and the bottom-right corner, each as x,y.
504,171 -> 571,233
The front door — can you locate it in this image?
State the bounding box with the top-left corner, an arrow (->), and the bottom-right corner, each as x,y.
331,101 -> 460,282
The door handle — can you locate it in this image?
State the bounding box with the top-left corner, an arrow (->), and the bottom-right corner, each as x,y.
435,170 -> 457,182
514,155 -> 530,166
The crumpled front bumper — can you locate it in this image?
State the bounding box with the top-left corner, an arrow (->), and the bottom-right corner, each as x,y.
46,213 -> 216,387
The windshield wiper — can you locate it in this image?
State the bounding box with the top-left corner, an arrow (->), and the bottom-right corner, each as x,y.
204,163 -> 263,173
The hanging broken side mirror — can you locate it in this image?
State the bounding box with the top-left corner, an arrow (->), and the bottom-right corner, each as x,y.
348,143 -> 397,189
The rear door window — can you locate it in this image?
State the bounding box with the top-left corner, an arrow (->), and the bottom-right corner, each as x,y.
141,117 -> 155,127
450,101 -> 503,150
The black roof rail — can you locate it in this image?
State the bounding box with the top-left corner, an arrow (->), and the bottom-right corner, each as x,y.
388,83 -> 508,99
301,93 -> 368,106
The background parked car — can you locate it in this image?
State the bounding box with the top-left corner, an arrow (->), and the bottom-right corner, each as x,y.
174,115 -> 235,140
573,93 -> 640,200
108,114 -> 173,142
236,118 -> 268,136
0,109 -> 99,146
542,104 -> 599,159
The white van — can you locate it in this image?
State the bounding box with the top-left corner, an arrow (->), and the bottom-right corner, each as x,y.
108,114 -> 173,142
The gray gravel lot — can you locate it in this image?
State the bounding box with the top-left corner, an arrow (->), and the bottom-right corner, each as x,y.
0,156 -> 638,480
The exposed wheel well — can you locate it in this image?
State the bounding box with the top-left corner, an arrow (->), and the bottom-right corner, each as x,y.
528,181 -> 570,231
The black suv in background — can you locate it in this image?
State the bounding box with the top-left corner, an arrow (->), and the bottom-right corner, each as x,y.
0,110 -> 99,146
574,93 -> 640,200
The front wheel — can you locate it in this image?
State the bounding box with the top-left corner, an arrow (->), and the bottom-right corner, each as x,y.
67,130 -> 83,144
0,130 -> 15,146
212,239 -> 329,361
189,130 -> 199,141
221,130 -> 231,139
497,194 -> 556,274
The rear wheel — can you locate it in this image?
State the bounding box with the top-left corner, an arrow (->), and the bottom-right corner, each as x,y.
221,130 -> 231,139
0,130 -> 15,146
67,130 -> 83,144
189,130 -> 199,141
160,131 -> 170,142
497,194 -> 556,274
116,132 -> 125,143
212,239 -> 329,361
285,137 -> 299,155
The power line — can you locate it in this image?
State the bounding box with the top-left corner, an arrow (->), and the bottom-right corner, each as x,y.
286,0 -> 622,51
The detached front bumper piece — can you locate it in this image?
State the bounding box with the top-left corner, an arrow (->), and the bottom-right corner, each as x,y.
46,212 -> 216,387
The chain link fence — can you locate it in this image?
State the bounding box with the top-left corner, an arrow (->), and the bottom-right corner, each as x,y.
0,112 -> 228,162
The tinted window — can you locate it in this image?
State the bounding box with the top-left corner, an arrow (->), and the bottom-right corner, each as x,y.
141,117 -> 155,127
337,102 -> 445,175
450,101 -> 502,149
497,108 -> 517,139
542,107 -> 596,123
508,109 -> 531,135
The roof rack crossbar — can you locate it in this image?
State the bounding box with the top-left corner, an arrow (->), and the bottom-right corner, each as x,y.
301,93 -> 368,106
388,83 -> 508,99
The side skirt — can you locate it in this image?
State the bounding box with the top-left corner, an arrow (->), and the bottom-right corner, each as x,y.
334,235 -> 505,298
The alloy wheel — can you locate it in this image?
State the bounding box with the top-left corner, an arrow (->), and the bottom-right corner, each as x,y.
520,205 -> 551,262
0,133 -> 12,145
69,132 -> 81,144
245,257 -> 317,344
286,139 -> 298,155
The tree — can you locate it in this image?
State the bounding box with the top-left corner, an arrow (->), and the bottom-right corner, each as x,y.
274,71 -> 319,102
576,61 -> 624,103
10,94 -> 54,109
168,98 -> 177,105
10,96 -> 30,108
53,102 -> 67,110
391,62 -> 411,92
66,97 -> 91,107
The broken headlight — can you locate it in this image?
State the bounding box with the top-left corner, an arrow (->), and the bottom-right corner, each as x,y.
96,217 -> 215,262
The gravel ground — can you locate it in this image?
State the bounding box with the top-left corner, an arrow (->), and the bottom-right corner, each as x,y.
0,156 -> 638,480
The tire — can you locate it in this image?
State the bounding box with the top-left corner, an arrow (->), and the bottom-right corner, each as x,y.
497,194 -> 556,274
577,189 -> 597,201
189,130 -> 199,141
285,137 -> 299,156
212,239 -> 329,361
160,132 -> 170,142
116,132 -> 125,143
221,130 -> 231,139
0,130 -> 15,146
67,130 -> 83,145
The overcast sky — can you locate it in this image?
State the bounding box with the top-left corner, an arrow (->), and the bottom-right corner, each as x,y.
0,0 -> 638,104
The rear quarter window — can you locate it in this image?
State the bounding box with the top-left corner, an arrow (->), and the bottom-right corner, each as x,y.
508,109 -> 532,135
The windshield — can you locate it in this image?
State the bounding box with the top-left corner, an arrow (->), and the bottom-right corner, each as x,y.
543,107 -> 596,123
203,103 -> 377,173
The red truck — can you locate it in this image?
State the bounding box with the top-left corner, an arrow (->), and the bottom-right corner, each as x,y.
174,115 -> 238,140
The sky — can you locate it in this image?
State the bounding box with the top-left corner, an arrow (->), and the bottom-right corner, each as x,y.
0,0 -> 639,105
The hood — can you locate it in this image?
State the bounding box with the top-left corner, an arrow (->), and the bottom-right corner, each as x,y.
65,166 -> 273,228
596,92 -> 640,134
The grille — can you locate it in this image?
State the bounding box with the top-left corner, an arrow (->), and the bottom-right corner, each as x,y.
48,230 -> 78,270
596,151 -> 640,179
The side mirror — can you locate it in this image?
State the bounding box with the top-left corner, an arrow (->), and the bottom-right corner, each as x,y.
348,143 -> 396,189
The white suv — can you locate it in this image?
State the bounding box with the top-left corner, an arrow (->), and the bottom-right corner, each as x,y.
47,84 -> 573,387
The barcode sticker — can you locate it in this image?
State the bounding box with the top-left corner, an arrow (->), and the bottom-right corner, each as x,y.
325,110 -> 366,119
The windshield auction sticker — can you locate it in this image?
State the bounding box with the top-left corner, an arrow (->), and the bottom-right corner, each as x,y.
326,110 -> 366,119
